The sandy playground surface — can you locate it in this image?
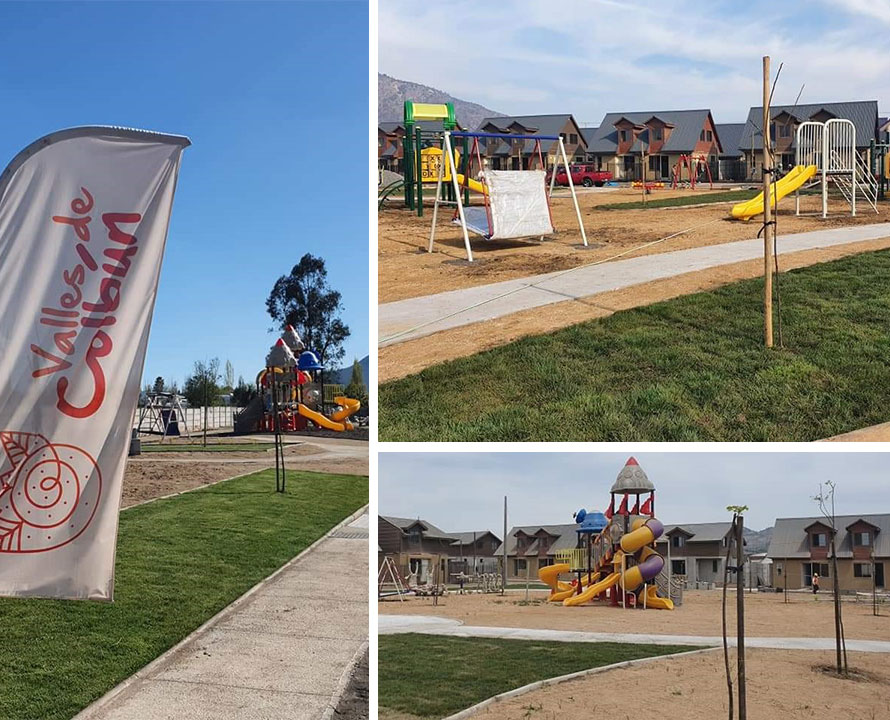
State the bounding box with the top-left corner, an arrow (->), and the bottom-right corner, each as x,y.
122,435 -> 368,507
379,186 -> 889,304
470,649 -> 890,720
378,589 -> 890,642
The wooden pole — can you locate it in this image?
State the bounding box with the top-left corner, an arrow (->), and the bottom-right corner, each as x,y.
762,56 -> 774,348
502,496 -> 507,596
736,515 -> 747,719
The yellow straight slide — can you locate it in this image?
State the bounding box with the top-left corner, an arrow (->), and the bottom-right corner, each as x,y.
731,164 -> 817,220
455,174 -> 488,195
563,571 -> 620,606
549,572 -> 601,603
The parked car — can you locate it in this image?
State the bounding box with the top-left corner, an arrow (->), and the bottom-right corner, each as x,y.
548,164 -> 613,187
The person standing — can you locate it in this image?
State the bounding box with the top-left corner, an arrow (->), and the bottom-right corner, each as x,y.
813,572 -> 820,594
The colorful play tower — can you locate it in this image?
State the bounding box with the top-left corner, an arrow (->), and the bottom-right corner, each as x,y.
538,457 -> 674,610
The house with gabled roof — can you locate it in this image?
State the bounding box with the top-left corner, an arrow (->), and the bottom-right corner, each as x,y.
448,530 -> 502,576
475,114 -> 588,170
767,513 -> 888,592
655,522 -> 738,587
738,100 -> 879,180
496,524 -> 579,580
585,109 -> 722,181
378,515 -> 459,584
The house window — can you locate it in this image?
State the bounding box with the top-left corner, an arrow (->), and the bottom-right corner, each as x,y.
712,560 -> 719,573
812,532 -> 827,548
671,559 -> 686,575
671,535 -> 685,548
706,130 -> 713,142
569,133 -> 578,145
409,529 -> 422,542
648,155 -> 659,171
514,559 -> 527,574
779,124 -> 791,138
853,531 -> 872,546
700,130 -> 706,141
854,563 -> 873,578
653,128 -> 663,141
539,558 -> 554,567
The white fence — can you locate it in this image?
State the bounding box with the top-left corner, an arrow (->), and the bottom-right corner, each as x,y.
134,406 -> 244,433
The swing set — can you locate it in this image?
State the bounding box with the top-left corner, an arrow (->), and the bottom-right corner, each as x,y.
428,130 -> 588,262
670,153 -> 714,190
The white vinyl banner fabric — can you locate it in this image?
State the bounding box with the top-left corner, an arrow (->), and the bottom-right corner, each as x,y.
485,170 -> 553,240
0,127 -> 188,600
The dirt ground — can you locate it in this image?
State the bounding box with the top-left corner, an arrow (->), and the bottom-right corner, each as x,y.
379,186 -> 888,304
378,590 -> 890,642
469,649 -> 890,720
122,436 -> 368,507
378,235 -> 890,382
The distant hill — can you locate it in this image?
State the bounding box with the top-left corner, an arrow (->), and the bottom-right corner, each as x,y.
330,355 -> 369,387
744,526 -> 773,554
378,73 -> 505,130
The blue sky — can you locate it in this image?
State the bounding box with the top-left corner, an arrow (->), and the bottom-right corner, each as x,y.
0,1 -> 368,388
379,0 -> 889,124
379,452 -> 890,531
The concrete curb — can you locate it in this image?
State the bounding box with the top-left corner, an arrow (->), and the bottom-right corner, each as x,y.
441,646 -> 721,720
73,502 -> 370,720
321,639 -> 369,720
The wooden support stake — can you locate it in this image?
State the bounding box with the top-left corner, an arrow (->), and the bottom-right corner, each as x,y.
736,515 -> 747,719
762,56 -> 774,348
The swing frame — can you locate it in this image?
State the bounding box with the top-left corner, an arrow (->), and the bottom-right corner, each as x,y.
428,130 -> 588,262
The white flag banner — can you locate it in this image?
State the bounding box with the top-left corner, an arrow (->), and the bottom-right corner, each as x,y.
0,127 -> 189,600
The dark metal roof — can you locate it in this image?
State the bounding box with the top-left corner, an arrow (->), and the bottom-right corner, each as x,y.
657,522 -> 734,543
476,114 -> 585,152
768,513 -> 890,559
380,515 -> 458,541
716,123 -> 745,157
449,530 -> 501,545
738,101 -> 878,151
494,524 -> 579,556
586,109 -> 715,154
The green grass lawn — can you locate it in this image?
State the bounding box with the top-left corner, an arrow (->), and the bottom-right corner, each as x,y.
380,250 -> 890,441
141,442 -> 276,452
379,634 -> 697,719
598,188 -> 758,210
0,469 -> 368,720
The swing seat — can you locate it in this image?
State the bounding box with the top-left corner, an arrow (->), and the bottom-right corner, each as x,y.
453,170 -> 553,240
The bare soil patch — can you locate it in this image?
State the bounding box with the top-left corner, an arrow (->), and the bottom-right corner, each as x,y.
123,437 -> 368,507
378,590 -> 890,642
470,649 -> 890,720
379,236 -> 890,383
379,187 -> 888,303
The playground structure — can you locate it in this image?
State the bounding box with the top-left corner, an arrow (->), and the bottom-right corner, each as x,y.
429,129 -> 588,262
538,457 -> 677,610
136,392 -> 191,441
248,326 -> 360,434
731,118 -> 879,220
670,153 -> 713,190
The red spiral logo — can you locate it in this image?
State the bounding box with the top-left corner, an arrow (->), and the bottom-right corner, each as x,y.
0,433 -> 101,553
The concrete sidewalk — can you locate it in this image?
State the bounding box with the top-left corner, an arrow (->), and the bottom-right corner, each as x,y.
379,223 -> 890,346
77,511 -> 369,720
379,614 -> 890,653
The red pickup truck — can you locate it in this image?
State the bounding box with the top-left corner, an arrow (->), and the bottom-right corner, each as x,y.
548,164 -> 612,187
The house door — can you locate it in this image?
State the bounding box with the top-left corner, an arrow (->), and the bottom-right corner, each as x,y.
623,155 -> 635,179
876,562 -> 885,588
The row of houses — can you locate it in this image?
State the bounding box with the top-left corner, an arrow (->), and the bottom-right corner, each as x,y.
379,100 -> 883,183
378,512 -> 889,593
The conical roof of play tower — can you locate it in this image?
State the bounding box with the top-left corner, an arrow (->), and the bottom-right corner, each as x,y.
610,457 -> 654,493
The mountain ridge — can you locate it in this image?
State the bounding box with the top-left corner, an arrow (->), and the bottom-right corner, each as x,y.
378,73 -> 505,130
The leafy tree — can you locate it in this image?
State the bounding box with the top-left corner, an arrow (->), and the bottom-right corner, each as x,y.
344,358 -> 368,406
183,358 -> 222,408
231,375 -> 257,407
224,360 -> 235,391
153,376 -> 165,394
266,254 -> 350,366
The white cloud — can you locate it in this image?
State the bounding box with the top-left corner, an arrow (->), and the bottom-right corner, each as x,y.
378,0 -> 888,122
